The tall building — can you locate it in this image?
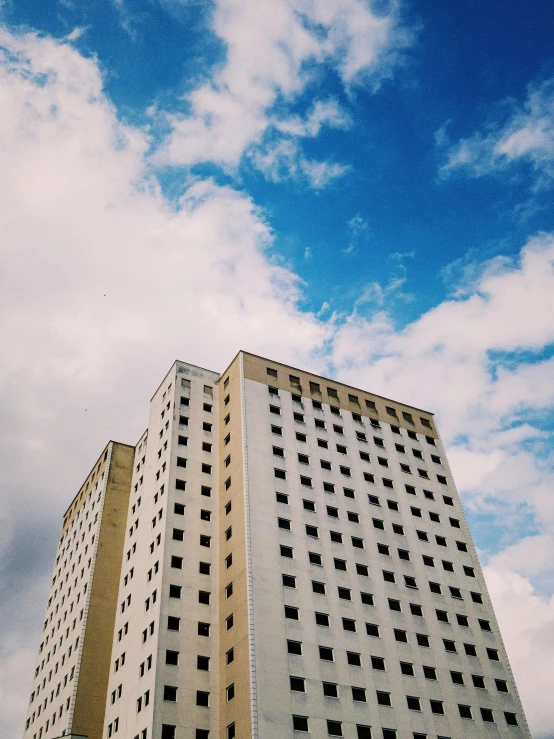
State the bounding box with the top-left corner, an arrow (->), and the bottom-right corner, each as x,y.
23,351 -> 530,739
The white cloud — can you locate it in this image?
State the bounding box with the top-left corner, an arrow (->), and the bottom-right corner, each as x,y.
250,137 -> 349,188
158,0 -> 411,183
485,566 -> 554,739
438,78 -> 554,187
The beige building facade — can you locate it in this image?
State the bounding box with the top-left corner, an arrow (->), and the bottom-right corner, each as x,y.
23,352 -> 530,739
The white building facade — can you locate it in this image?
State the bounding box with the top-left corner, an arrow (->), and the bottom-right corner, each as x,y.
23,352 -> 530,739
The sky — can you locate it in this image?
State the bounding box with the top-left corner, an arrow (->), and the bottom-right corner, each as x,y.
1,0 -> 554,736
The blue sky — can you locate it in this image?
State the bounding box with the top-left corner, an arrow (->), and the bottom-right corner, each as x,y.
1,0 -> 554,736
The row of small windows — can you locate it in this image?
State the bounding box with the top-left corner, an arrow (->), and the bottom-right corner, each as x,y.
273,440 -> 442,467
281,573 -> 490,627
269,403 -> 435,446
265,369 -> 433,430
274,468 -> 452,493
289,710 -> 518,735
280,545 -> 483,602
282,605 -> 498,658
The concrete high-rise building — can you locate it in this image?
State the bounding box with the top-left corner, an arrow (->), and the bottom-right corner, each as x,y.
23,352 -> 530,739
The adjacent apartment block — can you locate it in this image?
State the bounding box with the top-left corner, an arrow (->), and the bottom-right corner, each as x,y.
23,351 -> 530,739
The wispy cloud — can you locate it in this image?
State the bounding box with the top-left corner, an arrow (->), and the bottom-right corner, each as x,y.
155,0 -> 412,186
438,79 -> 554,189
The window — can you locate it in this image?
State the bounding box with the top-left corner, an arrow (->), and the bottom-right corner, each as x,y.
267,367 -> 277,377
378,543 -> 390,555
174,503 -> 185,515
225,582 -> 233,598
169,585 -> 182,599
430,700 -> 445,715
226,683 -> 235,702
199,562 -> 211,575
405,576 -> 417,588
196,691 -> 209,706
276,492 -> 288,504
334,425 -> 344,435
268,386 -> 279,396
443,639 -> 457,653
293,716 -> 309,732
496,679 -> 508,692
227,724 -> 236,739
315,419 -> 326,429
273,446 -> 284,457
173,528 -> 184,541
323,682 -> 338,698
366,623 -> 380,638
429,582 -> 442,594
200,535 -> 211,547
383,478 -> 393,488
352,687 -> 367,703
327,506 -> 339,518
348,651 -> 362,666
392,523 -> 404,534
343,618 -> 356,632
388,599 -> 401,612
436,609 -> 448,623
196,655 -> 209,670
487,648 -> 500,661
303,499 -> 316,512
394,629 -> 408,643
450,586 -> 462,599
356,563 -> 369,576
457,614 -> 469,627
198,622 -> 210,636
334,558 -> 347,571
458,705 -> 473,720
323,482 -> 335,493
202,464 -> 212,474
472,674 -> 486,689
315,612 -> 329,626
319,646 -> 334,661
456,540 -> 468,552
270,405 -> 281,415
400,662 -> 414,676
288,640 -> 302,655
344,487 -> 355,498
505,713 -> 519,726
285,606 -> 299,620
278,518 -> 291,531
360,591 -> 374,604
226,648 -> 234,664
352,536 -> 364,548
300,476 -> 312,487
321,460 -> 332,470
309,552 -> 322,565
175,479 -> 186,491
171,556 -> 183,569
282,574 -> 296,588
294,413 -> 305,423
416,633 -> 430,647
383,570 -> 395,583
274,468 -> 286,480
373,518 -> 385,530
330,531 -> 343,543
290,676 -> 305,692
161,727 -> 176,739
451,670 -> 464,685
471,591 -> 483,603
407,696 -> 421,712
423,665 -> 437,680
481,708 -> 495,723
163,685 -> 177,702
377,691 -> 391,706
166,650 -> 179,666
296,432 -> 307,442
313,581 -> 326,594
